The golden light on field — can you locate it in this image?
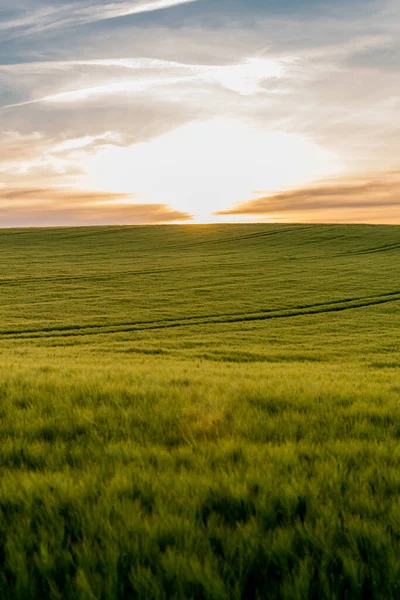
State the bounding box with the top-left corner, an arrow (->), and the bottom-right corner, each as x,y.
82,119 -> 343,221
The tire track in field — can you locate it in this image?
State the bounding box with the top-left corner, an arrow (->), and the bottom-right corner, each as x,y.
3,290 -> 400,336
340,242 -> 400,256
1,291 -> 400,341
0,266 -> 186,288
162,226 -> 316,251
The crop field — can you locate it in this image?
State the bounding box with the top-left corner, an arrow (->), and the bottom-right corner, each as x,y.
0,223 -> 399,599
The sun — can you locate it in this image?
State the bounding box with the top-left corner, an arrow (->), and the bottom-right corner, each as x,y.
81,118 -> 342,221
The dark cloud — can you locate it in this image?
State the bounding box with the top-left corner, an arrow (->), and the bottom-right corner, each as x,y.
346,43 -> 400,71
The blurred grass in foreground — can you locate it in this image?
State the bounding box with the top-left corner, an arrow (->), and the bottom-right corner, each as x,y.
0,224 -> 399,599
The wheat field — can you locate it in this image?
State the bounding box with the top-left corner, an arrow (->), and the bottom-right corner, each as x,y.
0,224 -> 399,599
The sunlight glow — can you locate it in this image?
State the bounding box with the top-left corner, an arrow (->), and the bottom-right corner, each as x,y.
81,119 -> 343,220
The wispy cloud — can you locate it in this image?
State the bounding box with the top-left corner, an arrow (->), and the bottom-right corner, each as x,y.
216,172 -> 400,224
0,186 -> 132,205
0,0 -> 399,225
0,186 -> 191,227
0,131 -> 128,194
0,1 -> 197,35
0,131 -> 120,163
0,57 -> 285,110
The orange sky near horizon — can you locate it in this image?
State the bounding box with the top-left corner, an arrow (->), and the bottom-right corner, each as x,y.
0,0 -> 399,227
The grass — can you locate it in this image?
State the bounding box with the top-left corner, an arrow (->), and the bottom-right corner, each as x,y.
0,223 -> 399,599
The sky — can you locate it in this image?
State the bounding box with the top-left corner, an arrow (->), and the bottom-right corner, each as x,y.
0,0 -> 399,227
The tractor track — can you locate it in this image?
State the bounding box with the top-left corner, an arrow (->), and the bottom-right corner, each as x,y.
1,291 -> 399,341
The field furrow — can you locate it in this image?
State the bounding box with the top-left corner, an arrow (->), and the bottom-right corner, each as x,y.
0,224 -> 399,600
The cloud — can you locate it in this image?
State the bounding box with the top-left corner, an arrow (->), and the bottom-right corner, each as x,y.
0,131 -> 45,163
0,186 -> 191,227
0,1 -> 198,35
0,56 -> 285,110
0,130 -> 120,164
216,172 -> 400,224
0,0 -> 400,226
0,186 -> 132,204
0,131 -> 127,192
2,14 -> 398,178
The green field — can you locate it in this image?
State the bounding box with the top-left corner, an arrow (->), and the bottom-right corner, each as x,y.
0,224 -> 399,599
